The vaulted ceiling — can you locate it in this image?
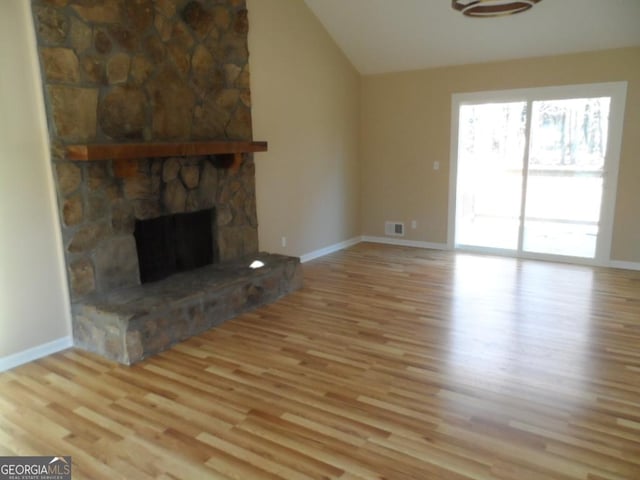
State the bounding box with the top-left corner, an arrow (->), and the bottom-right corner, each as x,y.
303,0 -> 640,74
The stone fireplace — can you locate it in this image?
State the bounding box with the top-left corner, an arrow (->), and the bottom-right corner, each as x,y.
31,0 -> 302,363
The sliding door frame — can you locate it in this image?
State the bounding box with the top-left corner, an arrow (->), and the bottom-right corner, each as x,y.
447,82 -> 628,267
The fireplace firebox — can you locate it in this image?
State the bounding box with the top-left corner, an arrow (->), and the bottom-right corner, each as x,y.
134,209 -> 218,283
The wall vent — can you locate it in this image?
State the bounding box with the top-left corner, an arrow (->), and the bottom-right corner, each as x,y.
385,221 -> 404,237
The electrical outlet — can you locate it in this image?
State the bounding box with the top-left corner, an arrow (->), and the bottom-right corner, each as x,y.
281,236 -> 287,248
411,220 -> 417,229
433,161 -> 440,171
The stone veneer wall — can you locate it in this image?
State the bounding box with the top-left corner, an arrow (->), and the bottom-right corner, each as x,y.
31,0 -> 258,302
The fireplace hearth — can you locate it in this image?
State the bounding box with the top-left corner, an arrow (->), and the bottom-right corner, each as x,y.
73,252 -> 302,364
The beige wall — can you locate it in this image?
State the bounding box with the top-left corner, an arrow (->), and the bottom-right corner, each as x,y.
360,47 -> 640,262
247,0 -> 361,257
0,1 -> 71,362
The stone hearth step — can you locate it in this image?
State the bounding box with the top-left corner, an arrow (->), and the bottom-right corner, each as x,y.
72,253 -> 302,365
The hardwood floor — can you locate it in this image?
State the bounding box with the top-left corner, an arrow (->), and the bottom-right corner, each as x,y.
1,243 -> 639,479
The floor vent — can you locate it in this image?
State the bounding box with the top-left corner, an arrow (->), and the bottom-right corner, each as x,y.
385,221 -> 404,237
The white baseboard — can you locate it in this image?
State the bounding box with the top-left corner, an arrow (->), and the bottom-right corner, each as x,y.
361,236 -> 449,251
0,336 -> 73,373
300,236 -> 362,263
609,260 -> 640,271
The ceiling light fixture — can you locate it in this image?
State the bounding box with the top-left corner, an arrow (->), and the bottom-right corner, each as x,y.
452,0 -> 542,17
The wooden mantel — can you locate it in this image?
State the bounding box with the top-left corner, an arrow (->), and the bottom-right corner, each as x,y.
65,141 -> 268,177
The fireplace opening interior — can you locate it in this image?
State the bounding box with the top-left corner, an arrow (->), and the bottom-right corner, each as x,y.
134,208 -> 218,284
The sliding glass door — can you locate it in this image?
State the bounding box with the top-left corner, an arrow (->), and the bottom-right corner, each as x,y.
450,83 -> 626,265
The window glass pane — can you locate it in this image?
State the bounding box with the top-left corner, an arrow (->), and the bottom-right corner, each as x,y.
456,102 -> 527,250
523,98 -> 611,258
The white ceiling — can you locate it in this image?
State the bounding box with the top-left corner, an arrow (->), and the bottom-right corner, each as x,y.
303,0 -> 640,75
